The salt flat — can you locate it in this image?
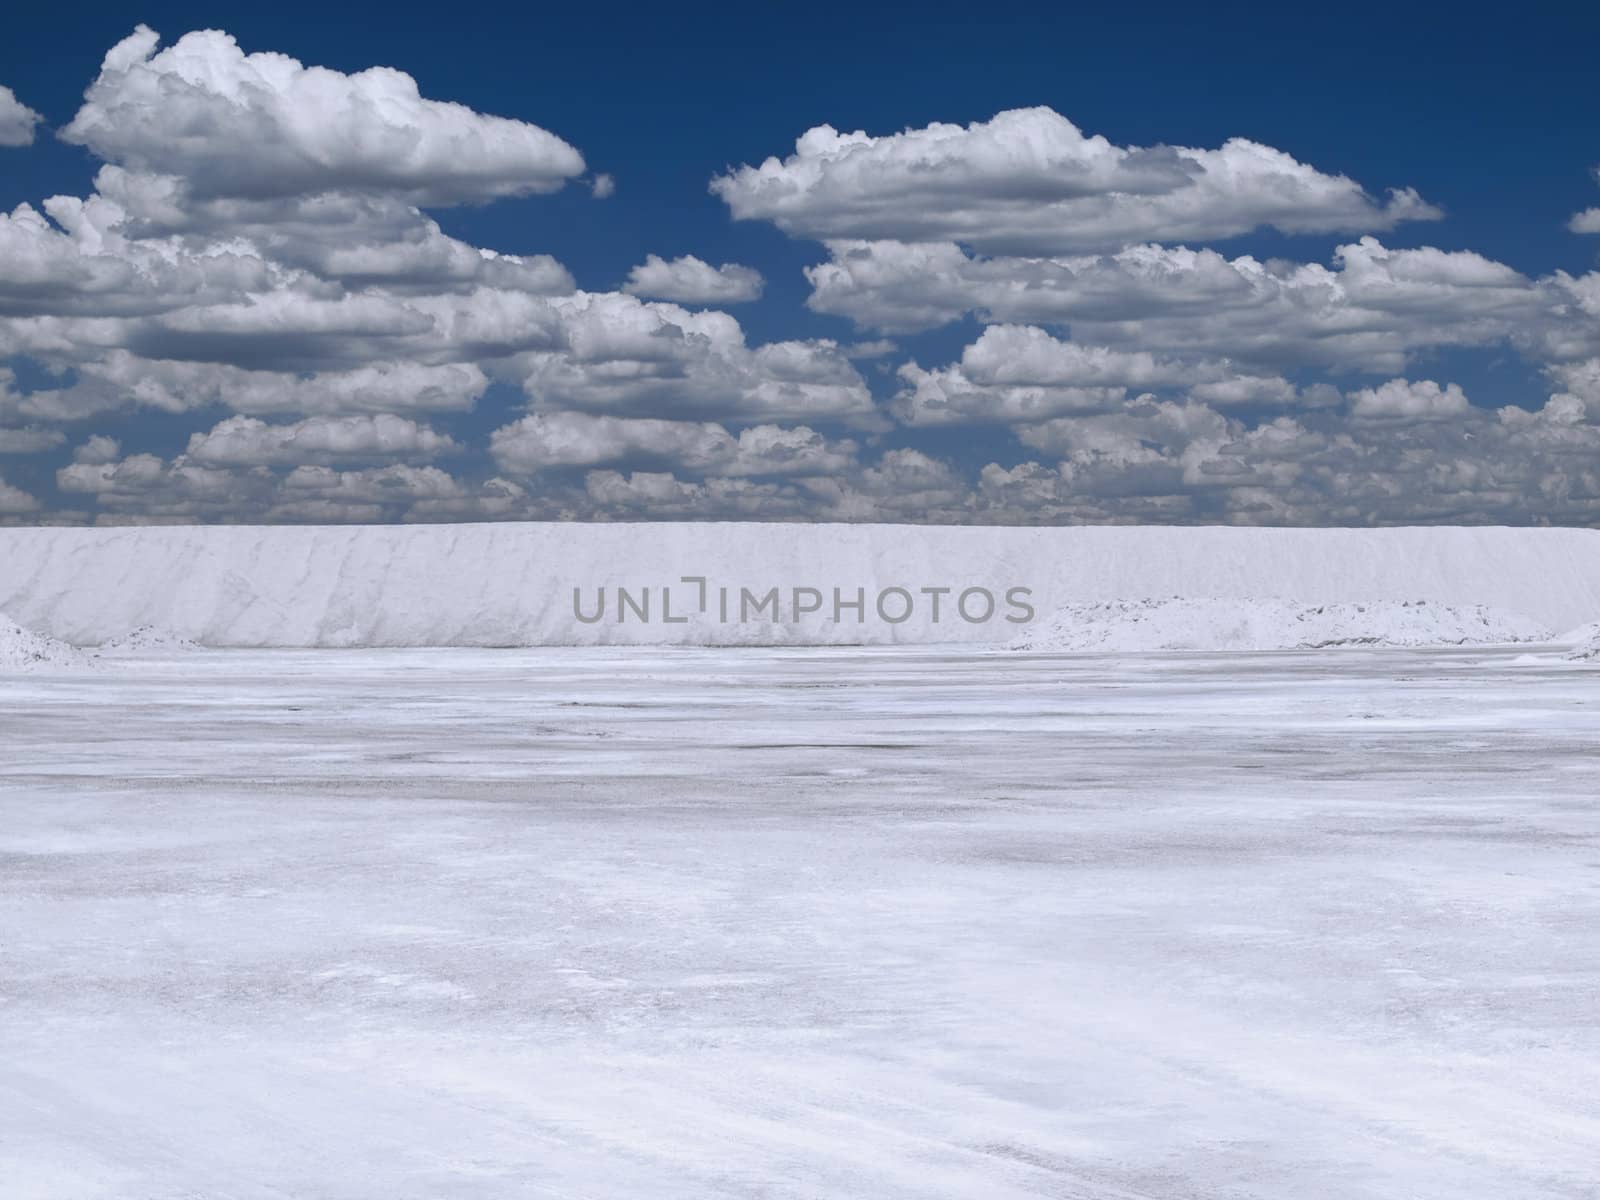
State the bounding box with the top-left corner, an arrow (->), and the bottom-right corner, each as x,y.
2,646 -> 1598,1198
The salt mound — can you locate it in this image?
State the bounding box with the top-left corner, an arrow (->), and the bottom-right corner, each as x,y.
3,524 -> 1600,647
96,625 -> 202,655
0,611 -> 89,670
1557,620 -> 1600,662
1011,598 -> 1550,653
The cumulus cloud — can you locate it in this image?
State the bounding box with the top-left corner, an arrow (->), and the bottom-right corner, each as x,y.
491,411 -> 857,476
511,292 -> 876,423
493,412 -> 731,472
74,435 -> 122,465
61,28 -> 585,206
982,388 -> 1600,525
1349,378 -> 1472,422
623,254 -> 764,305
1570,168 -> 1600,234
581,470 -> 813,520
0,27 -> 874,454
0,427 -> 66,454
14,171 -> 578,294
0,190 -> 576,380
52,448 -> 524,525
1548,358 -> 1600,403
2,356 -> 492,422
1014,396 -> 1231,464
57,452 -> 249,512
713,107 -> 1439,255
6,29 -> 1600,529
842,339 -> 897,359
809,448 -> 973,521
185,414 -> 459,466
0,85 -> 43,148
723,423 -> 861,477
38,376 -> 1600,527
867,316 -> 1600,525
893,325 -> 1299,425
804,237 -> 1574,371
281,462 -> 460,503
0,472 -> 39,513
576,446 -> 974,522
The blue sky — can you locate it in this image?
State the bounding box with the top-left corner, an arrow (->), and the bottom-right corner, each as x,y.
2,1 -> 1599,525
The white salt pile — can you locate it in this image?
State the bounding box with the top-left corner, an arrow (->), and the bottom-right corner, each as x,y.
4,524 -> 1600,646
1557,620 -> 1600,662
0,611 -> 89,671
1011,598 -> 1550,653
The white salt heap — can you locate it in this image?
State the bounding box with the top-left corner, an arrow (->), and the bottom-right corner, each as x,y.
2,524 -> 1598,647
0,611 -> 89,670
1011,598 -> 1549,653
1558,620 -> 1600,662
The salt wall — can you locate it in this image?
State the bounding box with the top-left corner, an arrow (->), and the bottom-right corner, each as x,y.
1,523 -> 1597,647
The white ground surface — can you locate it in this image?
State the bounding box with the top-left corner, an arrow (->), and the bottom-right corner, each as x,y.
3,645 -> 1599,1198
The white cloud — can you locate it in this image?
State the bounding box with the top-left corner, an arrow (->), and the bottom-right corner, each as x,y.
575,448 -> 973,522
47,170 -> 579,294
74,435 -> 122,465
511,292 -> 877,423
724,424 -> 859,477
0,427 -> 66,454
0,30 -> 873,447
893,325 -> 1299,425
57,453 -> 249,513
806,237 -> 1561,369
1570,168 -> 1600,234
819,448 -> 971,519
185,414 -> 459,466
273,462 -> 522,524
1349,378 -> 1471,422
38,378 -> 1600,527
842,339 -> 897,359
265,213 -> 575,295
0,84 -> 43,148
401,476 -> 533,523
623,254 -> 764,305
0,191 -> 573,374
53,449 -> 502,524
4,356 -> 491,421
281,463 -> 462,503
713,107 -> 1439,255
581,470 -> 812,519
6,30 -> 1600,530
61,27 -> 584,206
493,412 -> 733,472
0,197 -> 278,320
1000,388 -> 1600,525
1016,397 -> 1232,465
1548,358 -> 1600,403
590,174 -> 616,199
1,218 -> 867,422
0,472 -> 39,513
490,411 -> 857,476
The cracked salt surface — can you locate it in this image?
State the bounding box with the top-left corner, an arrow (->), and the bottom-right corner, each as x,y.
2,644 -> 1598,1198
